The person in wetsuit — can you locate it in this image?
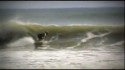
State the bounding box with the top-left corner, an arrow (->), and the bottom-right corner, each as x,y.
37,32 -> 48,41
35,32 -> 48,49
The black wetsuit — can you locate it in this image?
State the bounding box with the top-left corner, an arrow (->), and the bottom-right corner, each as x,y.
37,33 -> 46,41
35,32 -> 48,49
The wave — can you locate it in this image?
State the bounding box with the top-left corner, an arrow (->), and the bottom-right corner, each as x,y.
0,23 -> 124,50
8,19 -> 124,27
41,31 -> 124,50
66,31 -> 111,49
106,41 -> 124,47
9,19 -> 42,25
7,36 -> 35,47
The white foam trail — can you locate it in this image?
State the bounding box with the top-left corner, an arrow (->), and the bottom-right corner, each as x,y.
67,32 -> 111,49
81,32 -> 111,43
108,41 -> 124,47
48,34 -> 59,43
7,37 -> 35,49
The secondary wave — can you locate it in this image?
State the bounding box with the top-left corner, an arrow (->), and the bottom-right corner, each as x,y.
67,31 -> 111,49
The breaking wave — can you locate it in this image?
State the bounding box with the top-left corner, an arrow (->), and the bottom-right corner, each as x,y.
35,30 -> 124,50
0,23 -> 124,50
66,32 -> 111,49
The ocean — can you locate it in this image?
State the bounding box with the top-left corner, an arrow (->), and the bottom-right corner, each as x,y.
0,7 -> 124,26
0,7 -> 124,69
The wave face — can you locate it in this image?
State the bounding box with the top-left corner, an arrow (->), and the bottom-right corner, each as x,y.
0,24 -> 124,51
0,24 -> 28,47
48,31 -> 124,50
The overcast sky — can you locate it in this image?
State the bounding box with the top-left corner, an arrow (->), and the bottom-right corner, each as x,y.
0,1 -> 124,9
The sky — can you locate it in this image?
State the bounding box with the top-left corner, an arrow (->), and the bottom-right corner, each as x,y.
0,1 -> 124,9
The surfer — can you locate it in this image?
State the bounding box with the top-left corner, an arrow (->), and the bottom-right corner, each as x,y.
34,32 -> 48,49
37,32 -> 48,41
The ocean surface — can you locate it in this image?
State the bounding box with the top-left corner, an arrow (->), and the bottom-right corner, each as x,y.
0,7 -> 124,69
0,7 -> 124,26
0,25 -> 124,69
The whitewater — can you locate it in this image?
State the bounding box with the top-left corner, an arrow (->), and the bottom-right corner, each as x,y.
0,6 -> 124,69
0,30 -> 124,69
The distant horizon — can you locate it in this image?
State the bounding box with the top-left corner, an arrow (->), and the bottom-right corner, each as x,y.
0,1 -> 124,9
9,19 -> 124,26
0,1 -> 124,26
0,7 -> 124,10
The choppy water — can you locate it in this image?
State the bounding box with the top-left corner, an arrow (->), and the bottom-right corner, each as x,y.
0,50 -> 124,69
1,30 -> 123,51
0,7 -> 124,69
0,29 -> 124,69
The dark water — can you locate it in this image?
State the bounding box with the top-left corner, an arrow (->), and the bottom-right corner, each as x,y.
0,27 -> 124,51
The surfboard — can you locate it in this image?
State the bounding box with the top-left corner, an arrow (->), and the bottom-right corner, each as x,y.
34,41 -> 43,48
34,40 -> 49,49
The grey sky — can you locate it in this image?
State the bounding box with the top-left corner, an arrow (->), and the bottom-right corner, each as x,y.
0,1 -> 124,9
